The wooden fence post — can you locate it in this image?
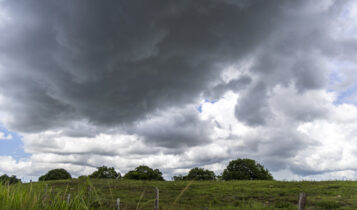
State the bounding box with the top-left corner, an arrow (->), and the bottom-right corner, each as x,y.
298,192 -> 307,210
155,187 -> 159,210
116,198 -> 120,210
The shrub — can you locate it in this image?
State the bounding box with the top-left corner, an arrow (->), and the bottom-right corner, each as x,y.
0,174 -> 21,185
222,158 -> 273,180
39,168 -> 72,181
124,165 -> 164,181
89,166 -> 121,179
183,167 -> 216,180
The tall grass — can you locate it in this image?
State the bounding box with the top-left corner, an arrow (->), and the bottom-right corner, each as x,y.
1,179 -> 356,209
0,179 -> 275,210
0,180 -> 97,210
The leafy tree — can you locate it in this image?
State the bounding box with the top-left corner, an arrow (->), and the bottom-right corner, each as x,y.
222,158 -> 273,180
172,175 -> 184,181
124,165 -> 164,181
89,166 -> 121,179
183,167 -> 216,180
39,168 -> 72,181
0,174 -> 21,185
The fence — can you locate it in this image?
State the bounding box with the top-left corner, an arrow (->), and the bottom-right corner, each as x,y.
63,187 -> 308,210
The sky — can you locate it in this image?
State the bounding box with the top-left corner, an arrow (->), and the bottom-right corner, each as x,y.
0,0 -> 357,181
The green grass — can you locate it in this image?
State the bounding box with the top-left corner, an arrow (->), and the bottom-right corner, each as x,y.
1,179 -> 357,209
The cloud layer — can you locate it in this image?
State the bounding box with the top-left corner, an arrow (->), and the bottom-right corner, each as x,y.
0,0 -> 357,180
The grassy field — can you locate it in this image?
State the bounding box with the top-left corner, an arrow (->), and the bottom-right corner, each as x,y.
1,179 -> 357,209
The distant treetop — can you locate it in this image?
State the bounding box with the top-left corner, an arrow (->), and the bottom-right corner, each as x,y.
222,158 -> 273,180
39,168 -> 72,181
89,166 -> 121,179
182,167 -> 216,181
0,174 -> 21,185
124,165 -> 164,181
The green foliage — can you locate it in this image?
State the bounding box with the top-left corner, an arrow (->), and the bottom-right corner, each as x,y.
89,166 -> 120,179
182,167 -> 216,180
222,158 -> 273,180
39,169 -> 72,181
124,165 -> 164,181
0,174 -> 21,185
316,200 -> 343,209
172,175 -> 184,181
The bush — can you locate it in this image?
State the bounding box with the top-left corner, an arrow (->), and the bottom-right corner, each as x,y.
39,168 -> 72,181
0,174 -> 21,185
183,167 -> 216,180
89,166 -> 121,179
222,158 -> 273,180
124,165 -> 164,181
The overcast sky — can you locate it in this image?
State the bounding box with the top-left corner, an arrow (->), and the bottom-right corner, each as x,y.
0,0 -> 357,181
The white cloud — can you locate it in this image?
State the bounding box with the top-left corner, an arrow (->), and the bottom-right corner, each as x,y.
0,131 -> 12,140
1,85 -> 357,181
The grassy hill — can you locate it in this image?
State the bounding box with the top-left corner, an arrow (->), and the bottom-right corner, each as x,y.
1,179 -> 357,209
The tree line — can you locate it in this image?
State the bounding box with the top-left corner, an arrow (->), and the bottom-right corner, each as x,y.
1,158 -> 273,184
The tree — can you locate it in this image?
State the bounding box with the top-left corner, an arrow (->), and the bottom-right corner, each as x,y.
124,165 -> 164,181
0,174 -> 21,185
39,168 -> 72,181
183,167 -> 216,180
222,158 -> 273,180
172,175 -> 184,181
89,166 -> 121,179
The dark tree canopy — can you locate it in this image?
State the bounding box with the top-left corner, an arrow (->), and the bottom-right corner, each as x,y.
222,158 -> 273,180
39,168 -> 72,181
183,167 -> 216,180
89,166 -> 121,179
124,165 -> 164,181
0,174 -> 21,185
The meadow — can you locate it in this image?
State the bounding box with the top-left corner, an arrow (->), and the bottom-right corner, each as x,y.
1,179 -> 357,209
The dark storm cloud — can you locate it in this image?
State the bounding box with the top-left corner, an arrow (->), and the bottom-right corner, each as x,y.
0,0 -> 352,176
231,0 -> 345,126
0,0 -> 297,134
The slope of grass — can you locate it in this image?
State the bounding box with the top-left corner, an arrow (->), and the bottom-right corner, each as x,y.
1,179 -> 357,209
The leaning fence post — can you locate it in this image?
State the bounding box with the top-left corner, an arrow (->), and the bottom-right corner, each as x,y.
155,187 -> 159,210
116,198 -> 120,210
67,193 -> 71,205
298,192 -> 307,210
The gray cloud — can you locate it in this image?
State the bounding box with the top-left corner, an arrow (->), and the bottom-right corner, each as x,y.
204,75 -> 252,100
134,108 -> 213,149
231,0 -> 344,125
235,82 -> 271,126
0,0 -> 298,134
229,124 -> 314,172
0,0 -> 356,180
